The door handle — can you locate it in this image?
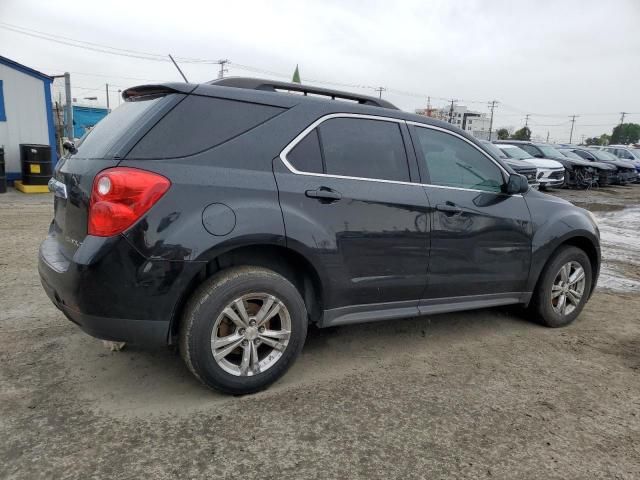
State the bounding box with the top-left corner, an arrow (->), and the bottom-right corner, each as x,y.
436,203 -> 463,215
305,188 -> 342,202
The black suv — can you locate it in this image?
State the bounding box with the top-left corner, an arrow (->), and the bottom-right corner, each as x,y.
40,78 -> 600,394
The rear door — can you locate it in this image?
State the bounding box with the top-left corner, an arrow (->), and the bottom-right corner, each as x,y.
274,114 -> 430,310
50,93 -> 179,259
408,124 -> 532,301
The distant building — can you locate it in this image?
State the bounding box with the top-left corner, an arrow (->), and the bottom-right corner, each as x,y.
415,104 -> 491,139
0,55 -> 56,181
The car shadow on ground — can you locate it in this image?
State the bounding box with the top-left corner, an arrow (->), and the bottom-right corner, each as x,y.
58,306 -> 537,417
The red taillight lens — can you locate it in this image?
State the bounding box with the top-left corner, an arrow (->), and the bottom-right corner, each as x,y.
88,167 -> 171,237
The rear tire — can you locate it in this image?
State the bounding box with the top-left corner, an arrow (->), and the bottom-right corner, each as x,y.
179,266 -> 308,395
530,246 -> 592,328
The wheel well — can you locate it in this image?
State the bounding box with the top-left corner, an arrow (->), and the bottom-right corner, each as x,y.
561,236 -> 599,279
168,245 -> 323,343
532,236 -> 599,303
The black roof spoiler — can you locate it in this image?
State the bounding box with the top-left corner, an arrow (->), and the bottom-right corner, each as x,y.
207,77 -> 398,110
122,83 -> 197,100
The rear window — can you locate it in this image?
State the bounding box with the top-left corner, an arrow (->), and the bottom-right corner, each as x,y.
128,96 -> 285,159
74,95 -> 171,159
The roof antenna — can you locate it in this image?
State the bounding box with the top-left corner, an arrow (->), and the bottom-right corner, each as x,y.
168,54 -> 189,82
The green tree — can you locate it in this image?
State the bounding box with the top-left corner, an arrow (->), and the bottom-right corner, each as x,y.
584,137 -> 599,145
611,123 -> 640,144
511,126 -> 531,141
599,133 -> 611,145
496,128 -> 510,140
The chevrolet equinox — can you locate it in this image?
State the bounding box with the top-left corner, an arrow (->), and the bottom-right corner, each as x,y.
40,78 -> 601,394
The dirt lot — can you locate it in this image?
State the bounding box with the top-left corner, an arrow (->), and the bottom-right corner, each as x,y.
1,185 -> 639,479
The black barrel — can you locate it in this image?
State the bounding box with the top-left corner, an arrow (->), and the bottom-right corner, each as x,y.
0,147 -> 6,193
20,144 -> 52,185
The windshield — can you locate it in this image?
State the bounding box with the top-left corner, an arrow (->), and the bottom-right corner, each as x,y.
590,150 -> 618,161
499,146 -> 533,160
560,149 -> 583,160
480,141 -> 508,159
631,148 -> 640,159
538,145 -> 564,158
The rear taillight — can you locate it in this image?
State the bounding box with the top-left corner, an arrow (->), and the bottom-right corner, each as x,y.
88,167 -> 170,237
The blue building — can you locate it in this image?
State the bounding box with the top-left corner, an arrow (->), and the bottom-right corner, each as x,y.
72,105 -> 109,139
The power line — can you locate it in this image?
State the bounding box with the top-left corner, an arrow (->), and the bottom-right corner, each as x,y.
3,21 -> 639,123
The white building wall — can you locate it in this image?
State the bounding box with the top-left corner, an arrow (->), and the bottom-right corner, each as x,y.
0,63 -> 49,174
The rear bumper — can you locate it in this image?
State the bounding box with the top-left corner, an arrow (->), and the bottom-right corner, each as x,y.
38,228 -> 202,346
39,272 -> 170,344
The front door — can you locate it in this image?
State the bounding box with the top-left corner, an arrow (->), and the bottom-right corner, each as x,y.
274,115 -> 430,311
409,124 -> 532,300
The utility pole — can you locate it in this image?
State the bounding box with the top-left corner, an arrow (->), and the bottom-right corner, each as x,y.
217,59 -> 229,79
448,99 -> 457,123
488,100 -> 498,141
569,115 -> 578,144
546,131 -> 550,143
524,114 -> 530,128
620,112 -> 627,125
64,72 -> 73,140
105,83 -> 110,111
374,87 -> 386,98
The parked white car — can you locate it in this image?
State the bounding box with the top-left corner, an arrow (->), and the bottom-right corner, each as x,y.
495,144 -> 565,188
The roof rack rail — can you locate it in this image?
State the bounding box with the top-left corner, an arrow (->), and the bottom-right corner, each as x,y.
207,77 -> 398,110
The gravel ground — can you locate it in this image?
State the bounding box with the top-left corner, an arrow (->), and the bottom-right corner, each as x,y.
1,185 -> 639,479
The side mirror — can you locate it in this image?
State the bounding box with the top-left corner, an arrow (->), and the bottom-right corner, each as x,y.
62,140 -> 77,154
505,173 -> 529,194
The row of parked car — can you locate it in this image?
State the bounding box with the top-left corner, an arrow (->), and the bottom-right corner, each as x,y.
480,140 -> 640,190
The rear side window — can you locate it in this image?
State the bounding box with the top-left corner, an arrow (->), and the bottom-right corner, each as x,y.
318,118 -> 410,182
74,95 -> 171,159
287,129 -> 323,173
129,96 -> 285,159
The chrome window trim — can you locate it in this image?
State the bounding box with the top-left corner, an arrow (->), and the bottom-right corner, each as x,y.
279,112 -> 520,196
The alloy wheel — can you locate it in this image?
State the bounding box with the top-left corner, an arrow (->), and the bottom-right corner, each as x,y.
211,293 -> 291,376
550,261 -> 586,316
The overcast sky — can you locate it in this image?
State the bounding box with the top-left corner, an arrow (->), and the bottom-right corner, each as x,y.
1,0 -> 639,142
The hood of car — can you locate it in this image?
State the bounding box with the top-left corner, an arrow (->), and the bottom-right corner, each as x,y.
549,156 -> 593,169
604,159 -> 636,169
589,161 -> 617,171
520,158 -> 564,169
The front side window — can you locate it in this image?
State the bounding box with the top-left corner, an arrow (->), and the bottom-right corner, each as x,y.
413,127 -> 504,193
317,117 -> 410,182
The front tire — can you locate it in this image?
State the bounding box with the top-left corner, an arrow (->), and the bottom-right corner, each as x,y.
179,266 -> 308,395
530,246 -> 592,328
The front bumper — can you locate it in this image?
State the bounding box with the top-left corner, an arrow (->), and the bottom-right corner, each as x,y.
538,168 -> 565,187
38,228 -> 201,346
